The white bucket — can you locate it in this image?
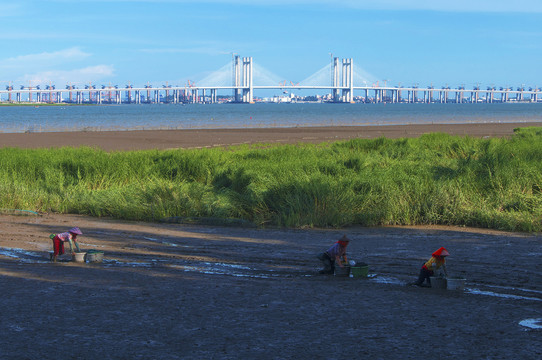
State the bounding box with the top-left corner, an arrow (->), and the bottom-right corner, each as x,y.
430,277 -> 447,289
72,252 -> 86,262
447,278 -> 466,291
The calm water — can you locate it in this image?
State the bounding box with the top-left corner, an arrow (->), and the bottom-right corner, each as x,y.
1,103 -> 541,133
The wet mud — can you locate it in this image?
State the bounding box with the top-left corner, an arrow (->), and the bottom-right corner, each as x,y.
0,213 -> 540,359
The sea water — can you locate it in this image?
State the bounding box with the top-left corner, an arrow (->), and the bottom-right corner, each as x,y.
0,102 -> 541,133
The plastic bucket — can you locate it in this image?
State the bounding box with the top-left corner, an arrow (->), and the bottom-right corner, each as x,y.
430,277 -> 447,289
72,252 -> 86,262
334,266 -> 351,277
86,250 -> 104,263
447,278 -> 466,291
351,265 -> 369,278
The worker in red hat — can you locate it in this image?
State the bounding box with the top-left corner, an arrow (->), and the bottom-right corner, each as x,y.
50,227 -> 83,262
409,247 -> 449,287
317,234 -> 350,274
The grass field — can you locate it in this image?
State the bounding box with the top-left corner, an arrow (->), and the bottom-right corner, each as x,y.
1,127 -> 541,232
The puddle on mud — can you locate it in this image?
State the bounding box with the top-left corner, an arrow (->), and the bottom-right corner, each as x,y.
0,247 -> 49,263
479,283 -> 542,295
2,246 -> 541,303
167,264 -> 281,279
465,288 -> 542,302
103,259 -> 155,267
519,318 -> 542,330
143,237 -> 191,248
368,274 -> 406,286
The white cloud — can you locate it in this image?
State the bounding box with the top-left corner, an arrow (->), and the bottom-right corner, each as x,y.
19,65 -> 115,86
1,47 -> 91,71
0,47 -> 108,85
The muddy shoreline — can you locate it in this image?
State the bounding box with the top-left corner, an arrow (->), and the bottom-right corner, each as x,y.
0,213 -> 540,359
1,122 -> 541,151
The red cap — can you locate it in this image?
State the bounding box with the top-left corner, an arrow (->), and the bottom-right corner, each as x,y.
432,247 -> 449,257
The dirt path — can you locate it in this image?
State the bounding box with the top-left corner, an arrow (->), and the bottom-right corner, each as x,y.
0,213 -> 540,359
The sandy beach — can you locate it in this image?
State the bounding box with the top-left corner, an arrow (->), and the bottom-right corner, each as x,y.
1,122 -> 541,151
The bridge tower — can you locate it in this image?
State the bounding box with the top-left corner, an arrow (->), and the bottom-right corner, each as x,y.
232,55 -> 253,103
342,58 -> 354,103
332,57 -> 340,102
331,57 -> 354,103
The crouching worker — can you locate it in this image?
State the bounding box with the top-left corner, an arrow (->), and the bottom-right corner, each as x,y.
50,227 -> 83,262
317,234 -> 350,275
410,247 -> 449,287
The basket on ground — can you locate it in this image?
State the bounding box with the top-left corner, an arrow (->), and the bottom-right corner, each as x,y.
351,265 -> 369,278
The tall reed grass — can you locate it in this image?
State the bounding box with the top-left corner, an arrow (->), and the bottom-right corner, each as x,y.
1,127 -> 540,231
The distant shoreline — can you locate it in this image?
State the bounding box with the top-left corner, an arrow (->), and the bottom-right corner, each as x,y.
0,103 -> 95,106
1,122 -> 540,151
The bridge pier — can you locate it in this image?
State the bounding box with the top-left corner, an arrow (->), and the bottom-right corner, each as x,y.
192,89 -> 198,103
211,89 -> 217,103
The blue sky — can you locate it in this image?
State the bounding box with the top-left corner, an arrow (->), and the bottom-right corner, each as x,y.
1,0 -> 541,93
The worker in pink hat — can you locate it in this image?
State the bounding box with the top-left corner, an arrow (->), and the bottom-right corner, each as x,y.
409,247 -> 449,287
50,227 -> 83,262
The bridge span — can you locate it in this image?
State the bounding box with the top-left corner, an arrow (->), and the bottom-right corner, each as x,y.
1,56 -> 540,104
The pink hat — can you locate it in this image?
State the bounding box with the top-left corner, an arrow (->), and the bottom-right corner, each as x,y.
69,227 -> 83,235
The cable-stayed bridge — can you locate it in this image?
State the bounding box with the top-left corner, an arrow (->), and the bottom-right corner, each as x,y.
1,55 -> 540,104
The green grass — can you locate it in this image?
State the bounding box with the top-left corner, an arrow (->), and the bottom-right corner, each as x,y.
1,127 -> 541,232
